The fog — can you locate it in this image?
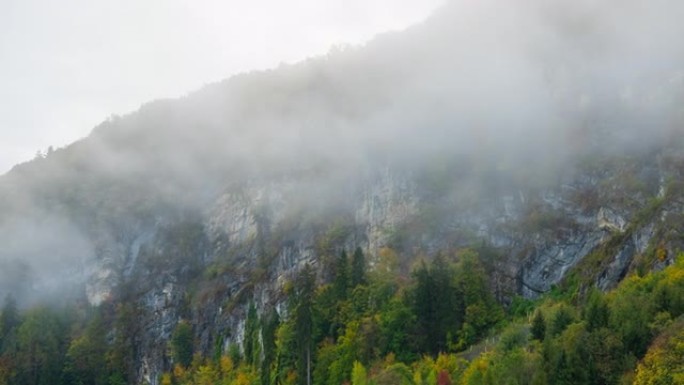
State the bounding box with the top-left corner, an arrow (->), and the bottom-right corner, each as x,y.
1,0 -> 683,305
114,0 -> 681,173
0,214 -> 93,305
0,0 -> 444,174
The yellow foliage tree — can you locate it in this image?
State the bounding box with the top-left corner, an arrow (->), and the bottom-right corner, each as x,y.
633,320 -> 684,385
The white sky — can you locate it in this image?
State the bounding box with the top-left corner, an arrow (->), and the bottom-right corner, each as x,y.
0,0 -> 443,174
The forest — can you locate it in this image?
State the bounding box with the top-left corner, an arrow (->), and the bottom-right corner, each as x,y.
0,246 -> 682,385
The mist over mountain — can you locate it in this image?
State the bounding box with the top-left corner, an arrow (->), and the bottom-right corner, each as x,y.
1,1 -> 684,383
3,0 -> 683,300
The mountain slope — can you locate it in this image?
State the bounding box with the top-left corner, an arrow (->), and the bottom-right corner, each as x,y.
1,1 -> 684,383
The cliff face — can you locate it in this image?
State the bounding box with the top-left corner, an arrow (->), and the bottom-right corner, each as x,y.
62,146 -> 680,384
2,142 -> 682,385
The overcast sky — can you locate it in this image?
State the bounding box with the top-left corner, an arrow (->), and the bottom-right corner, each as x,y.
0,0 -> 443,174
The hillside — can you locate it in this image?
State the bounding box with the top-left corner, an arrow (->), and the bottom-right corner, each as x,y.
0,1 -> 683,384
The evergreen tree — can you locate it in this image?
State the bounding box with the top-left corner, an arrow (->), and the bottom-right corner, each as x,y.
351,247 -> 366,288
244,302 -> 260,366
531,311 -> 546,341
584,290 -> 609,332
550,306 -> 573,337
15,307 -> 67,385
261,309 -> 279,385
294,264 -> 316,385
334,250 -> 349,301
312,284 -> 338,341
431,254 -> 460,353
412,260 -> 439,354
410,256 -> 461,355
171,321 -> 193,368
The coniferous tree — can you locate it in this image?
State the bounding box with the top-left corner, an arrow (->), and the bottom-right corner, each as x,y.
412,260 -> 439,354
431,254 -> 459,353
584,290 -> 609,332
171,321 -> 193,368
294,264 -> 316,385
334,250 -> 349,301
531,311 -> 546,341
15,307 -> 67,385
550,306 -> 573,337
313,284 -> 338,341
261,309 -> 280,385
244,302 -> 260,366
351,247 -> 366,288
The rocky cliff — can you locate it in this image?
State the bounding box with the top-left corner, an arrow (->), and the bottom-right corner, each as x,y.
1,1 -> 684,383
60,145 -> 679,384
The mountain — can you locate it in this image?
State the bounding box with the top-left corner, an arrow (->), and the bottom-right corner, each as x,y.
1,1 -> 684,384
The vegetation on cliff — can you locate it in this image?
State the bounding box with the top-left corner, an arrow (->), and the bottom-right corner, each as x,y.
1,249 -> 683,385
